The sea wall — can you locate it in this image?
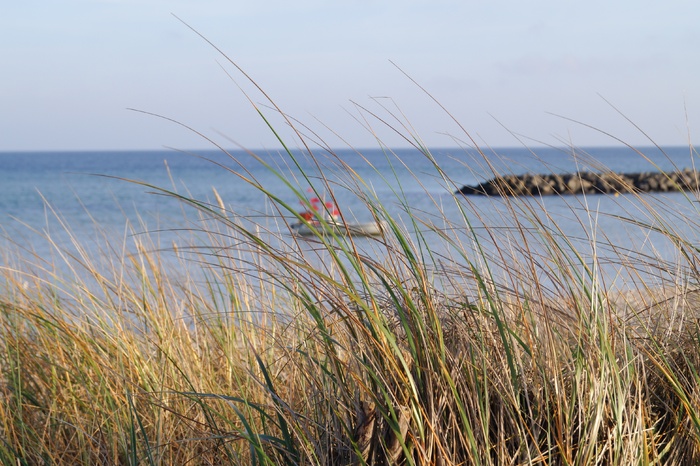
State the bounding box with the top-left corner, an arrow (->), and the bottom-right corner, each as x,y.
457,169 -> 700,196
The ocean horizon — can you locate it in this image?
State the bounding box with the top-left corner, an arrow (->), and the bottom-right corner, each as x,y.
1,145 -> 698,288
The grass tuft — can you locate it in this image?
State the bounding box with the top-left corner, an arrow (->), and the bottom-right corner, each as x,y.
2,39 -> 700,463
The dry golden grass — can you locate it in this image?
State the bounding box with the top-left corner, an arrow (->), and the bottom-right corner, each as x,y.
1,143 -> 700,466
4,28 -> 700,461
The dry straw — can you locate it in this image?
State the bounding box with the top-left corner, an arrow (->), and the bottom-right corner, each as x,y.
1,24 -> 700,465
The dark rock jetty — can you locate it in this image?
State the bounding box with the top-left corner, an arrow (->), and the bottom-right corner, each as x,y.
457,169 -> 700,196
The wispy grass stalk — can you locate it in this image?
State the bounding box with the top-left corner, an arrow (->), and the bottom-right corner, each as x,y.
2,30 -> 700,464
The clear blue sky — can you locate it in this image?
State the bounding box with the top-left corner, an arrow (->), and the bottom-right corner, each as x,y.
2,1 -> 699,151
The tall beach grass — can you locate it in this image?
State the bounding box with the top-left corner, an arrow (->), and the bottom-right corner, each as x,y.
2,40 -> 700,464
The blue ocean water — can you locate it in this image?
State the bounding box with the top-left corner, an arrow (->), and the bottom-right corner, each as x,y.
0,146 -> 698,287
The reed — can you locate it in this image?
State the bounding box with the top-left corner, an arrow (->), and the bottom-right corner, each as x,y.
2,39 -> 700,465
2,132 -> 700,465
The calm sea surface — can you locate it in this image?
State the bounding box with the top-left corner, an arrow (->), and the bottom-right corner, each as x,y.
1,146 -> 698,289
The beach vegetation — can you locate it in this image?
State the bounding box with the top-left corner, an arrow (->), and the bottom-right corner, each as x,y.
1,32 -> 700,465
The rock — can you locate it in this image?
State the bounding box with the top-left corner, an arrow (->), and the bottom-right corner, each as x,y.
566,176 -> 582,193
457,170 -> 700,197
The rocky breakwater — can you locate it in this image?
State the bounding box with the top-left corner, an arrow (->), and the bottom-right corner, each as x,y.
457,169 -> 700,196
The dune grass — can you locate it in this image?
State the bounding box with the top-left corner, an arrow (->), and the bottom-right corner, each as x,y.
4,29 -> 700,462
1,133 -> 700,465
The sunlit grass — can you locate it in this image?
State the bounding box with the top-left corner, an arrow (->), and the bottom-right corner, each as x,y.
2,26 -> 700,463
1,133 -> 700,464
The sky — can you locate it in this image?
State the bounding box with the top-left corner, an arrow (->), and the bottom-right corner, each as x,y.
2,1 -> 699,151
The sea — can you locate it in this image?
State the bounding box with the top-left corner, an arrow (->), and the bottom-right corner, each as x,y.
1,146 -> 699,293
